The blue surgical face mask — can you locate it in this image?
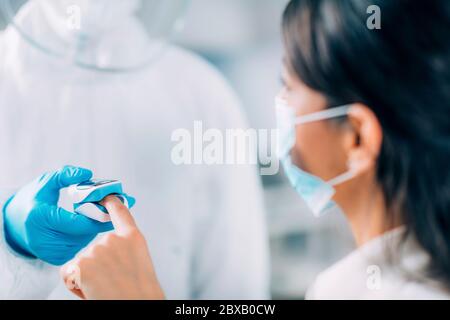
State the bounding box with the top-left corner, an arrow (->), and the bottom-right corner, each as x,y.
275,96 -> 356,217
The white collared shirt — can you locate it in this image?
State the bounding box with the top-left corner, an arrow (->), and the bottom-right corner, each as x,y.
307,227 -> 450,299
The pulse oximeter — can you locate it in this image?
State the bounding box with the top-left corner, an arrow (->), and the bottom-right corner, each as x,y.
68,179 -> 135,223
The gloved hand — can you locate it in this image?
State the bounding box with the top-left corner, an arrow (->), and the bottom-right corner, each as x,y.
3,166 -> 114,266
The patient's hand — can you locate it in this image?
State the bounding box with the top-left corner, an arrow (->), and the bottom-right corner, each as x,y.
60,196 -> 165,300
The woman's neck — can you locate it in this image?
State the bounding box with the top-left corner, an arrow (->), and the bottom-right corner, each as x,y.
342,180 -> 400,247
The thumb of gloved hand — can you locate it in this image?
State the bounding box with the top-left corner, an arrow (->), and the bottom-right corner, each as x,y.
3,166 -> 113,265
36,165 -> 94,204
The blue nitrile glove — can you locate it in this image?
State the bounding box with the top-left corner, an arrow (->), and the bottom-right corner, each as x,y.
3,166 -> 114,266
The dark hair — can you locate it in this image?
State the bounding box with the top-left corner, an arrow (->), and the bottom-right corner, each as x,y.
282,0 -> 450,288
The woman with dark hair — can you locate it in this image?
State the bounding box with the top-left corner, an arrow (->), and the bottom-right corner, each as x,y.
277,0 -> 450,299
62,0 -> 450,299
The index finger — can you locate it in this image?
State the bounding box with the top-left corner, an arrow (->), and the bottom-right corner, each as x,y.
101,195 -> 137,235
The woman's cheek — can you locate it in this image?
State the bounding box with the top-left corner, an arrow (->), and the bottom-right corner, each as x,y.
292,124 -> 338,179
291,125 -> 318,172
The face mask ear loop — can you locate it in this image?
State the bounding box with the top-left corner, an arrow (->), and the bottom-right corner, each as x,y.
291,104 -> 354,187
327,169 -> 357,187
294,105 -> 351,125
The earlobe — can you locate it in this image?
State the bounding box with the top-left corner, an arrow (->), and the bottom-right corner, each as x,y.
346,104 -> 383,175
347,156 -> 374,175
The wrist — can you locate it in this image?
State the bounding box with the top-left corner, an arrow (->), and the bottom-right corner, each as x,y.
2,196 -> 36,259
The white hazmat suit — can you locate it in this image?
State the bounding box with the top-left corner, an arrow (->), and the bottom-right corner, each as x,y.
0,0 -> 269,299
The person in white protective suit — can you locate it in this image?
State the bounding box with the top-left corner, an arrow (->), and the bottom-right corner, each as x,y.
0,0 -> 269,299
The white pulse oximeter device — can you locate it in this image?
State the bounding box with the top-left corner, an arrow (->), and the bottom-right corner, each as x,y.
68,179 -> 130,223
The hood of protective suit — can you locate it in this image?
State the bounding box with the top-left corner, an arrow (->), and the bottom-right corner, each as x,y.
36,0 -> 142,38
3,0 -> 182,72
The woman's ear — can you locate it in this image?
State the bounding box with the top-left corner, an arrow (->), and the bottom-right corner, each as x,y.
344,103 -> 383,175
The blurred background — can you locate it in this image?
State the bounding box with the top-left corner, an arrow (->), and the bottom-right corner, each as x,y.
0,0 -> 355,299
